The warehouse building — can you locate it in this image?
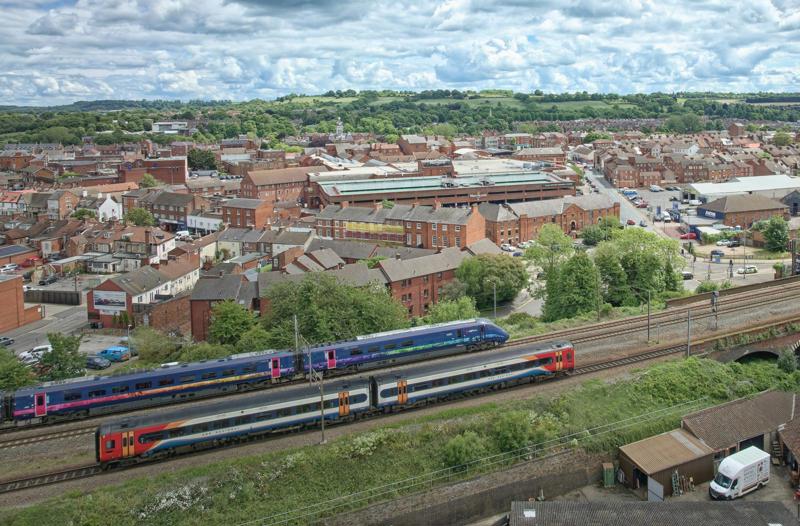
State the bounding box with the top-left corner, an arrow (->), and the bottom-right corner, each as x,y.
686,174 -> 800,202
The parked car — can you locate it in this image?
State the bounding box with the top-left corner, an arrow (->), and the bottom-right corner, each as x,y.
626,219 -> 636,225
20,257 -> 42,268
636,202 -> 648,208
98,346 -> 131,362
500,243 -> 515,252
0,263 -> 19,273
679,232 -> 697,239
639,220 -> 647,227
669,196 -> 679,201
517,240 -> 534,249
710,249 -> 725,257
736,265 -> 758,275
18,344 -> 53,366
38,274 -> 57,286
728,239 -> 741,247
662,216 -> 672,223
716,239 -> 732,246
681,271 -> 694,280
512,251 -> 524,257
0,336 -> 14,347
86,355 -> 112,370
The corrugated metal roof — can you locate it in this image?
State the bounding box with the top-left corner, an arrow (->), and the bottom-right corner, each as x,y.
619,428 -> 713,475
682,390 -> 796,450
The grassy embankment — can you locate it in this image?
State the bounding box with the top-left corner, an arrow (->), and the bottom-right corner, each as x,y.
5,354 -> 797,526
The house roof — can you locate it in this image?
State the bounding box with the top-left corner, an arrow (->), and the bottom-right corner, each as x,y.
307,239 -> 377,260
308,248 -> 344,269
702,194 -> 788,214
222,198 -> 268,209
466,238 -> 503,255
109,265 -> 169,296
190,275 -> 251,302
619,428 -> 713,475
153,191 -> 195,207
275,230 -> 312,246
246,166 -> 323,186
377,247 -> 468,283
157,258 -> 199,281
682,391 -> 796,450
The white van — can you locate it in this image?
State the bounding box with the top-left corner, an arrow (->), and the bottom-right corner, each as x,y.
689,199 -> 702,206
175,230 -> 190,238
709,446 -> 770,500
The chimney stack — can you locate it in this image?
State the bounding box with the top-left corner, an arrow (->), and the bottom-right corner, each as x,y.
433,199 -> 441,210
340,201 -> 349,209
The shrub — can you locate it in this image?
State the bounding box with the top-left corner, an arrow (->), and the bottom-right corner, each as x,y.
491,411 -> 531,453
778,348 -> 798,374
441,431 -> 488,469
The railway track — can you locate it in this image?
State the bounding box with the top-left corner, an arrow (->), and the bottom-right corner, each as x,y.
0,426 -> 95,451
0,465 -> 103,494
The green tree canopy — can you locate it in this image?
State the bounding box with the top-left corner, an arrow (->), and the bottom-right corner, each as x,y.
594,245 -> 634,306
456,254 -> 528,308
124,207 -> 156,227
139,173 -> 158,188
0,348 -> 35,390
72,208 -> 96,220
773,132 -> 793,147
542,252 -> 601,322
39,333 -> 84,381
208,301 -> 255,346
131,326 -> 181,364
421,296 -> 480,325
524,224 -> 574,279
762,215 -> 789,253
236,325 -> 273,353
440,278 -> 468,301
261,273 -> 408,348
187,148 -> 218,170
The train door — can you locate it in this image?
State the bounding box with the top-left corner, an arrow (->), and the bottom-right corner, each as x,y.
554,351 -> 562,372
326,350 -> 337,370
34,391 -> 47,417
121,431 -> 135,458
397,380 -> 408,404
270,358 -> 281,379
338,391 -> 350,417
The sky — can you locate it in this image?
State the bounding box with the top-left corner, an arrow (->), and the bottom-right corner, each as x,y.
1,0 -> 799,106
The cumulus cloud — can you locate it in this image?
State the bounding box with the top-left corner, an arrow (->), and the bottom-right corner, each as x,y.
0,0 -> 798,105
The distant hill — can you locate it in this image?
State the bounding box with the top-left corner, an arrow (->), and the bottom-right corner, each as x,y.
0,99 -> 229,113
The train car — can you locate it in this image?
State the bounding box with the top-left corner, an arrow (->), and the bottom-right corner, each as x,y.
11,350 -> 296,424
302,318 -> 509,373
97,378 -> 371,465
372,341 -> 574,409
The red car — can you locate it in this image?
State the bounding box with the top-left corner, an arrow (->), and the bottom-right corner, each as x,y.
626,219 -> 636,225
636,202 -> 648,208
21,257 -> 42,268
679,232 -> 697,240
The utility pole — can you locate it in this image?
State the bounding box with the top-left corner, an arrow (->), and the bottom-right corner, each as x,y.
297,317 -> 326,445
646,289 -> 651,342
711,290 -> 719,330
493,281 -> 497,320
686,309 -> 692,358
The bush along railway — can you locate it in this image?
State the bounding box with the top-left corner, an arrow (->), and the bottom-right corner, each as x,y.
0,319 -> 509,429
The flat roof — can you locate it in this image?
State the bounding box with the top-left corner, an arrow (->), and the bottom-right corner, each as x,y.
619,428 -> 713,475
0,245 -> 34,258
319,171 -> 567,196
690,175 -> 800,196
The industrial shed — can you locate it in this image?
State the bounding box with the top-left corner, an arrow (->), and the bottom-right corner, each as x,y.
618,429 -> 714,500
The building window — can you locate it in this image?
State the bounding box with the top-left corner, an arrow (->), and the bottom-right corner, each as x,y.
416,223 -> 421,230
442,225 -> 448,232
416,234 -> 421,246
443,235 -> 448,245
432,223 -> 437,231
432,235 -> 437,246
455,225 -> 461,232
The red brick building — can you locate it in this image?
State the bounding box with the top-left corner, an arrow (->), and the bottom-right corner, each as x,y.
240,166 -> 324,204
377,248 -> 468,317
221,198 -> 274,228
0,274 -> 43,333
513,147 -> 566,164
189,275 -> 257,341
119,157 -> 187,185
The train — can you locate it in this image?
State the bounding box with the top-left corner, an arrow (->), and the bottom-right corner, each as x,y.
1,319 -> 509,427
97,340 -> 574,466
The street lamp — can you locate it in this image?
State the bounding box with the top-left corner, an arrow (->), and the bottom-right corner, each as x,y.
485,278 -> 498,319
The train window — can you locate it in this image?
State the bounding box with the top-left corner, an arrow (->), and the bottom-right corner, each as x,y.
368,346 -> 380,353
122,436 -> 127,447
456,329 -> 463,338
222,369 -> 235,376
139,432 -> 166,444
381,387 -> 398,397
112,385 -> 130,394
201,372 -> 217,380
384,344 -> 396,351
135,382 -> 152,390
88,389 -> 105,397
350,348 -> 362,356
64,391 -> 81,401
324,399 -> 338,409
234,416 -> 250,426
191,424 -> 210,434
465,372 -> 478,381
351,394 -> 368,404
402,340 -> 414,347
277,408 -> 292,417
242,365 -> 256,374
180,376 -> 195,384
480,369 -> 492,378
105,440 -> 115,450
214,419 -> 229,429
158,378 -> 174,387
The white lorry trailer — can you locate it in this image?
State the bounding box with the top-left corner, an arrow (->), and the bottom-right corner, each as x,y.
709,446 -> 770,500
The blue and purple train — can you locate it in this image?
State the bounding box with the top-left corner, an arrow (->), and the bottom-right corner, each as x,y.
1,318 -> 508,426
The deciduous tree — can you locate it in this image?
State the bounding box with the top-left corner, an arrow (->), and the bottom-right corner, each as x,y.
542,252 -> 600,322
456,254 -> 528,308
208,301 -> 255,346
422,296 -> 480,325
124,207 -> 156,227
139,173 -> 158,188
39,333 -> 84,381
0,348 -> 35,391
763,215 -> 789,253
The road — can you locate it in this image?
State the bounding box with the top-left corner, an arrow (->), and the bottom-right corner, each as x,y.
1,304 -> 88,355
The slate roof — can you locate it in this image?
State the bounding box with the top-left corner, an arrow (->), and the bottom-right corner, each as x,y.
377,247 -> 468,282
307,238 -> 377,260
682,390 -> 796,450
190,275 -> 249,301
110,266 -> 169,296
308,248 -> 344,269
701,194 -> 787,214
222,198 -> 267,209
478,202 -> 516,222
466,238 -> 503,255
318,203 -> 475,225
153,191 -> 195,207
508,501 -> 796,526
246,166 -> 322,186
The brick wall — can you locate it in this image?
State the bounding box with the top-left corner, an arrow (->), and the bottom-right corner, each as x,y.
390,268 -> 457,317
134,293 -> 190,335
0,275 -> 26,333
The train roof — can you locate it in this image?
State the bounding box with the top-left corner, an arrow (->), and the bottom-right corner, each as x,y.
372,340 -> 573,384
15,349 -> 295,395
99,377 -> 371,433
308,318 -> 496,349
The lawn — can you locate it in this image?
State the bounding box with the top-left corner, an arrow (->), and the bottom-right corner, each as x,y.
413,96 -> 526,109
6,356 -> 794,526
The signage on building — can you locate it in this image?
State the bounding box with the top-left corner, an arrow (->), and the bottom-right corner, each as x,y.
93,290 -> 127,314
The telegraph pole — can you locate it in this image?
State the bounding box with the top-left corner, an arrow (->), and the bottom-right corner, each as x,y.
686,309 -> 692,358
297,317 -> 326,445
646,289 -> 651,342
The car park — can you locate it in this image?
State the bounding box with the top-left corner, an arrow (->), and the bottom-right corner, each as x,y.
736,265 -> 758,275
86,355 -> 112,370
662,215 -> 672,223
0,337 -> 14,347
